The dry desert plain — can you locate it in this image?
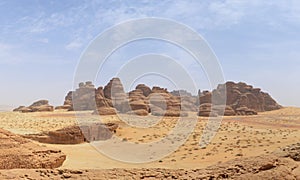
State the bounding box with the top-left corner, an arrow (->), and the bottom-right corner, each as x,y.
0,107 -> 300,179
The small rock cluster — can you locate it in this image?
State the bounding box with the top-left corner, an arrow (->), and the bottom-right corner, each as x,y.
13,100 -> 54,113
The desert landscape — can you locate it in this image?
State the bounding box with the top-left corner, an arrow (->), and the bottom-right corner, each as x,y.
2,1 -> 300,179
0,78 -> 299,179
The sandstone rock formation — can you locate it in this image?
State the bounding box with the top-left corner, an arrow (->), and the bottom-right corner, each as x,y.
57,78 -> 281,117
55,91 -> 73,110
171,90 -> 198,111
198,104 -> 236,117
103,78 -> 126,100
127,109 -> 149,116
198,81 -> 281,116
93,107 -> 117,115
13,100 -> 54,113
71,81 -> 97,111
0,128 -> 65,169
23,123 -> 118,144
136,84 -> 152,97
58,81 -> 118,115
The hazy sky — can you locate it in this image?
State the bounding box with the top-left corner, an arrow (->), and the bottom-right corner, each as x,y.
0,0 -> 300,107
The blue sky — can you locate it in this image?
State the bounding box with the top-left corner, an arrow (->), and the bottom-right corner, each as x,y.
0,0 -> 300,107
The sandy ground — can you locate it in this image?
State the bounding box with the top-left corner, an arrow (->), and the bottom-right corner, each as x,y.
0,107 -> 299,170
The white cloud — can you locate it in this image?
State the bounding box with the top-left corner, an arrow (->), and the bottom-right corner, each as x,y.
65,40 -> 83,50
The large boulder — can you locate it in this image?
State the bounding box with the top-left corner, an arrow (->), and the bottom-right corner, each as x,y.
235,106 -> 257,115
55,104 -> 72,110
13,106 -> 29,112
31,105 -> 54,112
29,100 -> 49,107
93,107 -> 117,115
127,109 -> 149,116
23,123 -> 118,144
81,123 -> 118,141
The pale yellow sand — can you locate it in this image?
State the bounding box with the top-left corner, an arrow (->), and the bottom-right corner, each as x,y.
0,107 -> 299,169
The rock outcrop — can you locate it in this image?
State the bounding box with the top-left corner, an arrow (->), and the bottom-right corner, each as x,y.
57,79 -> 281,117
56,81 -> 118,115
71,81 -> 97,111
23,123 -> 118,144
0,128 -> 65,169
103,78 -> 126,100
171,90 -> 198,111
136,84 -> 152,97
55,91 -> 73,110
198,81 -> 281,116
198,103 -> 236,117
13,100 -> 54,113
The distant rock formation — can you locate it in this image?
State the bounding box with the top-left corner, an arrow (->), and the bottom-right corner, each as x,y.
13,100 -> 54,113
55,79 -> 281,117
0,128 -> 65,169
197,81 -> 281,116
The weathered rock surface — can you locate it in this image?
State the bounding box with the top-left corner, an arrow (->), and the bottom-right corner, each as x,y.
13,100 -> 54,113
0,128 -> 65,169
127,109 -> 149,116
198,103 -> 236,117
136,84 -> 152,97
71,82 -> 97,111
60,81 -> 117,113
198,81 -> 281,116
23,123 -> 118,144
103,78 -> 125,100
274,142 -> 300,161
57,79 -> 281,117
235,106 -> 258,115
93,107 -> 117,115
80,123 -> 118,142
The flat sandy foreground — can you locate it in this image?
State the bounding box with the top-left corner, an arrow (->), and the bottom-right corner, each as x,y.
0,107 -> 300,179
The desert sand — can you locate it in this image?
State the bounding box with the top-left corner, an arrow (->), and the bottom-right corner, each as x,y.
0,107 -> 299,179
